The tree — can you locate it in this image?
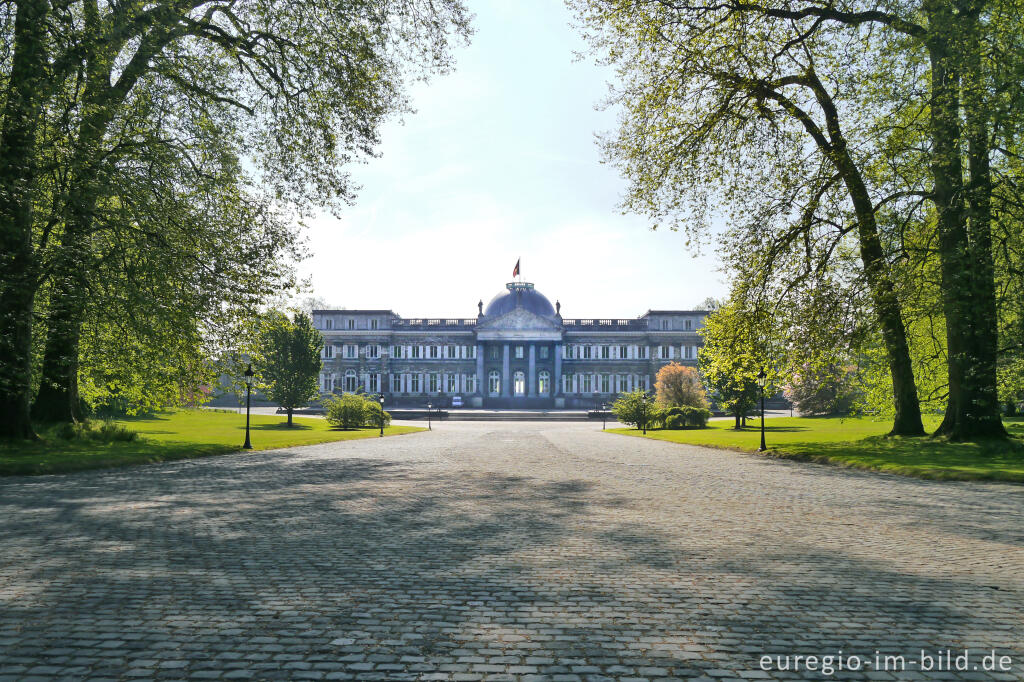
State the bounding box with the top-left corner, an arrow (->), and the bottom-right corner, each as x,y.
0,0 -> 471,436
698,302 -> 779,429
655,363 -> 709,409
783,364 -> 859,416
572,0 -> 926,436
257,312 -> 322,427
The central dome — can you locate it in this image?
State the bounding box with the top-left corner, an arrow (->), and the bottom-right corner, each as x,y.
484,282 -> 556,317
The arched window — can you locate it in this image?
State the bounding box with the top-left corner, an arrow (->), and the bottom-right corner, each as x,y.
538,370 -> 550,395
344,369 -> 358,393
488,370 -> 501,395
513,370 -> 525,396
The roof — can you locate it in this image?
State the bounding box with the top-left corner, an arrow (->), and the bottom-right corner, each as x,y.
640,310 -> 711,317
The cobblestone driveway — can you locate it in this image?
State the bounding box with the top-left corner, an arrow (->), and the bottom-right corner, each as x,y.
2,422 -> 1022,681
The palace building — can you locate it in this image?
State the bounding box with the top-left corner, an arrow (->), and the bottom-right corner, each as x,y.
313,281 -> 708,409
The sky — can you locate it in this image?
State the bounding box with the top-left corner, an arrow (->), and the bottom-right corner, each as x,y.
299,0 -> 727,319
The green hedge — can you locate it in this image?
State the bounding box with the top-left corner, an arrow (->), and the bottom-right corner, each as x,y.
324,394 -> 392,429
662,405 -> 711,429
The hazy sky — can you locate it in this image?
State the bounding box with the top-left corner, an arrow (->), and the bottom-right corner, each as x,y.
300,0 -> 726,319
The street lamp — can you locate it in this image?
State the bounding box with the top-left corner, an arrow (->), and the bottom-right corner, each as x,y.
427,402 -> 432,431
242,363 -> 254,450
378,395 -> 385,437
641,393 -> 648,435
756,368 -> 767,451
601,402 -> 607,430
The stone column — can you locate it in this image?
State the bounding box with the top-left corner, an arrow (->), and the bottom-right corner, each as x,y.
527,344 -> 536,397
502,343 -> 511,397
476,343 -> 485,394
553,342 -> 562,396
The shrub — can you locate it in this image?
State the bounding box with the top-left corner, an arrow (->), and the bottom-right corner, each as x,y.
611,389 -> 659,429
55,419 -> 138,442
662,405 -> 711,429
325,394 -> 390,429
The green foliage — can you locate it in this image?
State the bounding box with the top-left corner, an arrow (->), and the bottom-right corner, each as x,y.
55,419 -> 138,443
257,312 -> 323,421
698,301 -> 779,426
611,389 -> 658,429
662,406 -> 711,429
324,393 -> 391,429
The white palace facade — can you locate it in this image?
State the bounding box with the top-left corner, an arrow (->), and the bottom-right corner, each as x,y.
313,281 -> 708,409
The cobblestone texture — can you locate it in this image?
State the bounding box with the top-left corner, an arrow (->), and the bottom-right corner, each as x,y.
1,422 -> 1022,681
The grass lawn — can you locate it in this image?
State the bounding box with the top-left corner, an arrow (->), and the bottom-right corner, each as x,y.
608,416 -> 1024,483
0,409 -> 425,477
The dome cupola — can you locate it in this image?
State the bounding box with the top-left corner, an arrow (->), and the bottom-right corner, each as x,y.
483,282 -> 556,317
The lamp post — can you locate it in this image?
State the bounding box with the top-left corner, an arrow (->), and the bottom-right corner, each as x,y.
242,363 -> 254,450
601,402 -> 607,430
641,393 -> 648,435
378,395 -> 385,437
427,402 -> 432,431
756,368 -> 767,451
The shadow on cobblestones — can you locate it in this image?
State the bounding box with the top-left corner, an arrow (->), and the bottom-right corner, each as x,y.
1,429 -> 1023,681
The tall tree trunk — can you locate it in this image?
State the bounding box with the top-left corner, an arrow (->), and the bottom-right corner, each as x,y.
927,7 -> 1006,440
0,0 -> 49,439
32,16 -> 113,424
805,72 -> 926,436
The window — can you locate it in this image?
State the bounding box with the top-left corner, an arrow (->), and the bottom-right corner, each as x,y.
661,319 -> 669,330
469,345 -> 477,359
371,318 -> 379,330
600,346 -> 610,359
391,374 -> 402,392
429,345 -> 439,359
447,374 -> 458,393
514,370 -> 525,395
638,346 -> 649,359
619,345 -> 629,359
465,375 -> 477,393
344,344 -> 358,359
660,345 -> 670,359
411,346 -> 421,359
618,374 -> 628,393
366,344 -> 380,359
685,319 -> 692,330
344,370 -> 358,393
347,319 -> 355,330
447,345 -> 457,359
429,373 -> 439,393
515,345 -> 524,359
538,370 -> 550,395
563,374 -> 572,393
601,374 -> 611,393
539,346 -> 549,360
410,374 -> 420,393
324,345 -> 334,359
583,345 -> 592,359
488,370 -> 501,395
324,318 -> 333,330
489,346 -> 499,360
369,373 -> 379,393
581,374 -> 593,393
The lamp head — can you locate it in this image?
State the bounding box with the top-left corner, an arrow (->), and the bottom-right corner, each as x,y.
757,368 -> 767,387
243,363 -> 255,385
